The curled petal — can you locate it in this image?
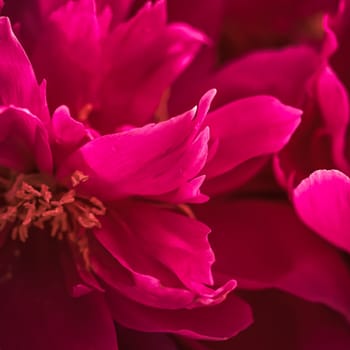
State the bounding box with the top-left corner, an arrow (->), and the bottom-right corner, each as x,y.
0,16 -> 49,125
203,96 -> 301,180
106,289 -> 252,341
294,169 -> 350,254
90,201 -> 235,309
0,106 -> 52,173
58,91 -> 214,202
90,0 -> 207,132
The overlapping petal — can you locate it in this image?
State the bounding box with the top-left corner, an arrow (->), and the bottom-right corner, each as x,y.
0,16 -> 49,124
106,288 -> 252,341
294,169 -> 350,253
91,201 -> 237,308
0,106 -> 52,173
57,91 -> 212,202
203,96 -> 301,181
91,0 -> 207,132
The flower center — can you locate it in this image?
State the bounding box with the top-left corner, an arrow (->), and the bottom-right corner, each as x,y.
0,169 -> 105,266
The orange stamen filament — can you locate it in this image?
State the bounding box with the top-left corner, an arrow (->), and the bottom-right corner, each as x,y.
0,170 -> 106,266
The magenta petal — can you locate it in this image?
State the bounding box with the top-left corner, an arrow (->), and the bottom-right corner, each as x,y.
0,16 -> 49,125
208,45 -> 320,108
31,0 -> 103,118
107,289 -> 252,341
0,106 -> 52,173
90,236 -> 197,309
194,198 -> 350,321
58,92 -> 213,201
294,169 -> 350,253
91,200 -> 235,309
203,96 -> 301,179
0,235 -> 117,350
91,0 -> 207,132
171,45 -> 320,114
51,105 -> 93,164
96,202 -> 214,290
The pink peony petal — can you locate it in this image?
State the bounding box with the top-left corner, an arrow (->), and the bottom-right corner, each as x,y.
106,288 -> 252,341
0,106 -> 52,173
90,201 -> 236,309
90,236 -> 198,309
294,169 -> 350,253
90,0 -> 207,132
0,16 -> 50,125
170,45 -> 320,114
51,105 -> 94,165
203,96 -> 301,179
30,0 -> 105,119
99,202 -> 212,289
58,91 -> 213,202
209,45 -> 320,108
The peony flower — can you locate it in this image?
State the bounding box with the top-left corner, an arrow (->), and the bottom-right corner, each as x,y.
0,3 -> 305,349
0,13 -> 254,349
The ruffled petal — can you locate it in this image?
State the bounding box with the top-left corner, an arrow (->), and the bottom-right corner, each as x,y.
30,0 -> 104,118
0,16 -> 49,125
90,236 -> 198,309
107,289 -> 252,341
90,201 -> 235,309
170,45 -> 320,114
203,96 -> 301,180
51,105 -> 94,165
294,169 -> 350,253
57,91 -> 213,202
90,0 -> 207,132
0,106 -> 52,173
